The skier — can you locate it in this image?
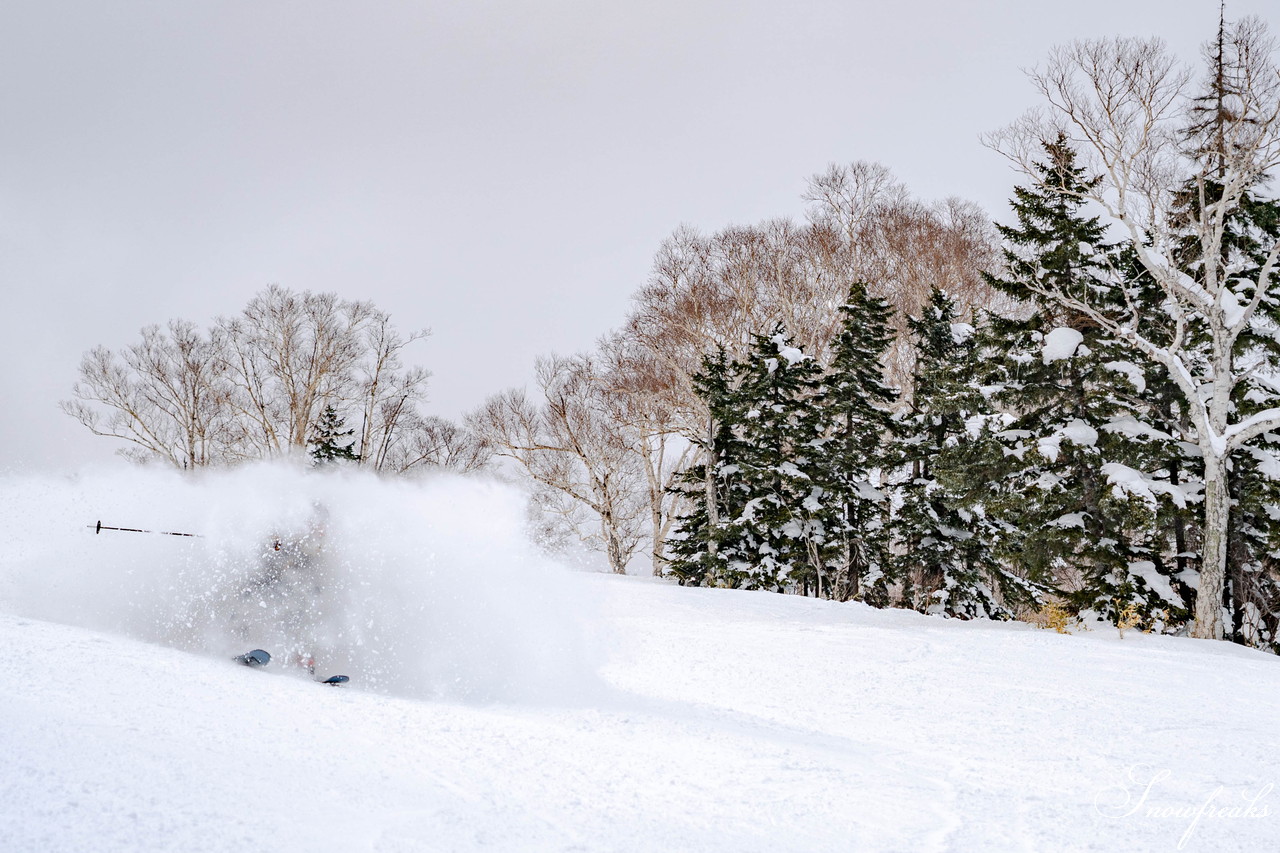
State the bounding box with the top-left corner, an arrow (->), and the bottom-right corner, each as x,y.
235,502 -> 347,683
260,502 -> 328,669
88,510 -> 348,683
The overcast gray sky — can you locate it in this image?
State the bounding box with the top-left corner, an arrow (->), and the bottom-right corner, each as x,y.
1,0 -> 1271,471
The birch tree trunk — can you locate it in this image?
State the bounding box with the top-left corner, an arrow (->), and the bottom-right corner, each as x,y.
703,415 -> 720,566
1196,451 -> 1230,639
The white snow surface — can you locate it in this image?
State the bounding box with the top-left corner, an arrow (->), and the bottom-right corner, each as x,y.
769,333 -> 807,366
1036,419 -> 1099,463
1128,560 -> 1178,606
1102,462 -> 1190,509
3,465 -> 1280,852
1221,288 -> 1246,328
1103,360 -> 1148,394
1101,416 -> 1175,443
949,322 -> 975,344
1042,327 -> 1085,364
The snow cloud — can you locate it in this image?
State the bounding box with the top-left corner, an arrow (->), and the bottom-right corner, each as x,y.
0,462 -> 601,703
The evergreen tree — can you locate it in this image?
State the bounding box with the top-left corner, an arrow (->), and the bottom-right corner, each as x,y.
812,283 -> 898,603
893,289 -> 1027,618
666,330 -> 828,591
972,135 -> 1191,629
712,329 -> 827,590
667,349 -> 744,588
309,404 -> 359,465
1224,443 -> 1280,652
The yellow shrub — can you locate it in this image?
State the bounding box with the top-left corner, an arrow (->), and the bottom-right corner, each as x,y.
1115,600 -> 1143,638
1030,599 -> 1075,634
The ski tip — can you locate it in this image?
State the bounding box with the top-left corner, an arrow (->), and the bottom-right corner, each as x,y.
234,649 -> 272,667
321,675 -> 350,686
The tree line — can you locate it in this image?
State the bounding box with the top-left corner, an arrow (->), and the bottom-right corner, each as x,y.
63,285 -> 487,473
68,13 -> 1280,652
468,164 -> 1003,577
472,13 -> 1280,652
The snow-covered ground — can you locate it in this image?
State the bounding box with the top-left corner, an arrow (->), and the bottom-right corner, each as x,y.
3,577 -> 1278,852
2,466 -> 1278,851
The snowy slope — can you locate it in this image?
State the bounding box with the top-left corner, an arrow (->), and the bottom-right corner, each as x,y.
4,574 -> 1279,853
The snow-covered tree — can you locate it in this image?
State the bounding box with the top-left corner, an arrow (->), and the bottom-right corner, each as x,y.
666,348 -> 752,587
729,329 -> 830,593
811,283 -> 898,602
989,21 -> 1280,639
894,290 -> 1031,617
1167,13 -> 1280,649
974,136 -> 1192,628
667,331 -> 829,591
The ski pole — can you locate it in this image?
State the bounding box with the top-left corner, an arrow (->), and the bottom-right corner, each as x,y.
89,520 -> 202,538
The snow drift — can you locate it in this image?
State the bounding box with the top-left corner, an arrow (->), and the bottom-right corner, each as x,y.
0,462 -> 600,702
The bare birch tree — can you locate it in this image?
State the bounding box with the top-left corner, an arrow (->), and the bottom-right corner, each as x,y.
351,309 -> 431,471
468,354 -> 645,573
66,286 -> 442,471
988,24 -> 1280,639
214,285 -> 376,457
378,414 -> 492,474
62,320 -> 236,467
804,163 -> 1007,389
597,332 -> 694,575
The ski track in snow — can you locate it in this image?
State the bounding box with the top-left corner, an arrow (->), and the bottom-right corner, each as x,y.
3,575 -> 1279,852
